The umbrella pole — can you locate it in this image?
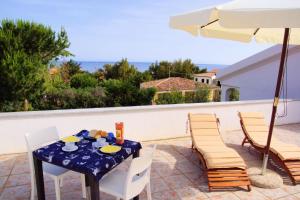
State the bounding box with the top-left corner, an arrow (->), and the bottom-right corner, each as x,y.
262,28 -> 290,175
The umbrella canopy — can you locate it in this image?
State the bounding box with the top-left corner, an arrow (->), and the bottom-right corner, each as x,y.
169,0 -> 300,175
170,0 -> 300,44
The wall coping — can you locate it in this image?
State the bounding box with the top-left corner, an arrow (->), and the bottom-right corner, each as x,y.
0,99 -> 297,120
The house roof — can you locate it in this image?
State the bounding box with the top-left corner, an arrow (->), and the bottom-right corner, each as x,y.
217,45 -> 300,80
194,69 -> 218,78
141,77 -> 197,91
194,72 -> 216,78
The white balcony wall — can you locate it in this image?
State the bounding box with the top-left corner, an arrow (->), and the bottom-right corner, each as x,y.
1,99 -> 300,154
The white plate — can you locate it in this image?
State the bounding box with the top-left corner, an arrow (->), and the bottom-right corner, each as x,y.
62,145 -> 79,152
92,142 -> 109,148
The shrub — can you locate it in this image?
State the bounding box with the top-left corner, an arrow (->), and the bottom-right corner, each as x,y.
136,88 -> 156,105
184,91 -> 195,103
70,73 -> 98,89
155,90 -> 185,104
228,88 -> 240,101
38,87 -> 106,110
194,86 -> 210,103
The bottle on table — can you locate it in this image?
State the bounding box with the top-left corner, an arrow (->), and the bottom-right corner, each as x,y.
115,122 -> 124,145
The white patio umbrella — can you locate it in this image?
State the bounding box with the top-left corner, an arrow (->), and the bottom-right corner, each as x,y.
169,0 -> 300,175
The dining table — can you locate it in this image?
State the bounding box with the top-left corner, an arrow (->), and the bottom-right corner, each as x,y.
33,130 -> 142,200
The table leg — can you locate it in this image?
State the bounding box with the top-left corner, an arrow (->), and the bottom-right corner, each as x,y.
33,155 -> 45,200
133,150 -> 140,200
85,174 -> 90,200
87,174 -> 99,200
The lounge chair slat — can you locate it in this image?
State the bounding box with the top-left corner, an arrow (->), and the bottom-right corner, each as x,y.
209,181 -> 250,187
239,111 -> 300,185
208,173 -> 248,178
189,113 -> 251,191
208,177 -> 250,181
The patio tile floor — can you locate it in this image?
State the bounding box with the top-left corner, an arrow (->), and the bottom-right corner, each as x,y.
1,123 -> 300,199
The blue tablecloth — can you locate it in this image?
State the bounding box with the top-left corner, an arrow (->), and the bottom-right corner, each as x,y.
33,130 -> 142,181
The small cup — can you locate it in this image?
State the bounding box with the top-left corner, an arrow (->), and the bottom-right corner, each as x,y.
65,142 -> 75,150
97,138 -> 106,145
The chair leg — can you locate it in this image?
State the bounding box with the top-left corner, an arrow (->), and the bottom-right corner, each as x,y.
241,137 -> 247,146
54,177 -> 61,200
81,174 -> 87,198
30,178 -> 36,200
146,183 -> 152,200
59,177 -> 63,187
247,185 -> 251,191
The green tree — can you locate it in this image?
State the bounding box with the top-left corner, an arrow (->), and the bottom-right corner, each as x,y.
148,59 -> 206,80
0,19 -> 71,111
148,61 -> 172,79
70,73 -> 98,89
103,59 -> 138,80
60,60 -> 82,82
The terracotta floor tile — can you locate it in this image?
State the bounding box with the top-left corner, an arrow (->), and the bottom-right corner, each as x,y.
234,189 -> 269,200
5,174 -> 31,187
156,167 -> 182,177
255,187 -> 290,199
61,178 -> 83,194
208,193 -> 240,200
0,176 -> 7,188
293,193 -> 300,199
62,171 -> 82,181
183,171 -> 207,185
277,195 -> 300,200
176,186 -> 208,200
11,163 -> 30,175
163,174 -> 193,190
150,168 -> 160,179
153,162 -> 182,177
0,185 -> 30,200
176,160 -> 200,173
152,190 -> 180,200
282,184 -> 300,194
0,165 -> 13,177
150,177 -> 170,193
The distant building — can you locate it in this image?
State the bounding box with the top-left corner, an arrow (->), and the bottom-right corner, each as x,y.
217,45 -> 300,101
141,77 -> 220,103
141,77 -> 197,92
193,69 -> 218,85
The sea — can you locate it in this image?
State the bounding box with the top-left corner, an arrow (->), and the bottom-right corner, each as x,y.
57,61 -> 227,73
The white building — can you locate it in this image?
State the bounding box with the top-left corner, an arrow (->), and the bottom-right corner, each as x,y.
218,45 -> 300,101
193,69 -> 217,85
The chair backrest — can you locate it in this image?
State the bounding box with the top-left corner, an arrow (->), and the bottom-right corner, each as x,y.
188,113 -> 224,144
188,113 -> 220,134
24,127 -> 59,186
124,144 -> 156,199
238,112 -> 268,133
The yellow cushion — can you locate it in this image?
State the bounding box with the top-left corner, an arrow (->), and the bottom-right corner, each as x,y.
239,111 -> 300,161
189,113 -> 246,170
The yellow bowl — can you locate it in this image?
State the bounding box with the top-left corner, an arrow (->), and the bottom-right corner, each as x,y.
61,136 -> 80,143
100,145 -> 121,154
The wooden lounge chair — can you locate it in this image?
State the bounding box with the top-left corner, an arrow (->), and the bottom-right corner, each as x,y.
239,112 -> 300,185
188,113 -> 251,191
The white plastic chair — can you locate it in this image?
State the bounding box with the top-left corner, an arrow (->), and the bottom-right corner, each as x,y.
99,144 -> 156,200
25,126 -> 87,200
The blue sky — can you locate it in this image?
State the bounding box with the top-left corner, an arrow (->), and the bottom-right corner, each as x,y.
0,0 -> 272,65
